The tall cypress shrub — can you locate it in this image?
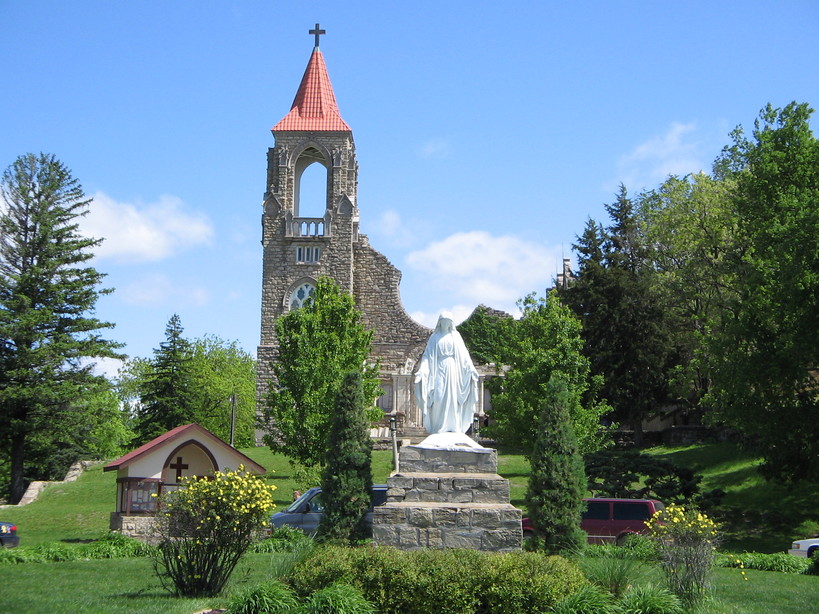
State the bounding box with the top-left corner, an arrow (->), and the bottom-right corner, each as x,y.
526,375 -> 587,554
317,371 -> 374,543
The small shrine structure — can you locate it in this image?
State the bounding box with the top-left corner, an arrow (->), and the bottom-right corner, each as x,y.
104,423 -> 265,539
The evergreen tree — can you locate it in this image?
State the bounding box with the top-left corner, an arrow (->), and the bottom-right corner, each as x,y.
526,375 -> 588,554
0,153 -> 122,503
133,314 -> 197,444
261,277 -> 380,469
317,371 -> 373,544
561,186 -> 673,444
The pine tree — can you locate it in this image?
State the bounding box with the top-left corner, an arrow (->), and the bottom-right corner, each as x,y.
0,153 -> 122,503
525,375 -> 587,554
317,371 -> 373,544
561,187 -> 673,444
133,314 -> 197,444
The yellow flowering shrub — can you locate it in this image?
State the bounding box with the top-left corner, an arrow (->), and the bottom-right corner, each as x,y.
646,504 -> 719,605
152,465 -> 276,598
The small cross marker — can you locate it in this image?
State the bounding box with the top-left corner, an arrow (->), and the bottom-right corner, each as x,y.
310,23 -> 326,48
169,456 -> 189,482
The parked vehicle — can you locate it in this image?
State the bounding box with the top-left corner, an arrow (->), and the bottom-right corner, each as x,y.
270,484 -> 388,535
522,497 -> 665,544
788,537 -> 819,558
0,521 -> 19,548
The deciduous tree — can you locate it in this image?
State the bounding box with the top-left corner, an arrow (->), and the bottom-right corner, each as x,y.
261,277 -> 380,468
707,102 -> 819,480
0,153 -> 121,503
487,290 -> 612,455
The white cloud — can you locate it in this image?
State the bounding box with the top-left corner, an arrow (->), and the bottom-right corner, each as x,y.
89,357 -> 126,380
406,231 -> 559,312
81,192 -> 214,263
120,273 -> 210,307
615,122 -> 706,191
419,138 -> 451,158
370,209 -> 416,248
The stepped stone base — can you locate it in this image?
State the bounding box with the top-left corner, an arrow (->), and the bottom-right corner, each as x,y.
373,442 -> 521,552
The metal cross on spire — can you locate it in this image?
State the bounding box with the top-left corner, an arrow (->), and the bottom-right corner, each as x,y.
309,23 -> 326,48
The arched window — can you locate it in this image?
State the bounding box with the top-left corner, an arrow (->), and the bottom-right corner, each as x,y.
294,148 -> 328,218
289,282 -> 316,310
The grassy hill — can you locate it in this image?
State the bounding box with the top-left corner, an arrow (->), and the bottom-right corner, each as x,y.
646,443 -> 819,553
3,443 -> 817,553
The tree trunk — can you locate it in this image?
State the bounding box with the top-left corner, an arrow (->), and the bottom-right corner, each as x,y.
9,435 -> 27,505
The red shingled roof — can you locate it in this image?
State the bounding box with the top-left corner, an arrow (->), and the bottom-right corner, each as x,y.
104,423 -> 265,475
273,48 -> 351,132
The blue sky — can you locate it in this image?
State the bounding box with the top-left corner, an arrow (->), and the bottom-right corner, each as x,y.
1,1 -> 817,376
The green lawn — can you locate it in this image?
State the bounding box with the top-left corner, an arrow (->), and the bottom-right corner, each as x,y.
0,552 -> 816,614
7,443 -> 817,553
645,444 -> 819,553
3,443 -> 819,612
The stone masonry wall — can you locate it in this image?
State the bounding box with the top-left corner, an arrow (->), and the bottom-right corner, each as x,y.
373,445 -> 522,552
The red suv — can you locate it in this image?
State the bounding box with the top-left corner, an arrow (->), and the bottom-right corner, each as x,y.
522,498 -> 665,544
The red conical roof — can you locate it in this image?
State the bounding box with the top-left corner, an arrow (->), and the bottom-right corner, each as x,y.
273,48 -> 351,132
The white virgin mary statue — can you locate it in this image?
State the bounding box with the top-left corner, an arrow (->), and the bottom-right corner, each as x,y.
414,312 -> 480,446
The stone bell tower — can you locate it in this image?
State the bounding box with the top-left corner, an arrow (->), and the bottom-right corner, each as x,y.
257,26 -> 431,432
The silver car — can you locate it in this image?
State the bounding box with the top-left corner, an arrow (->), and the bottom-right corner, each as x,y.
270,485 -> 388,534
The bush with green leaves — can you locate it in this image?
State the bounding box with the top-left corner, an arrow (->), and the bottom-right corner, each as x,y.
617,584 -> 683,614
551,584 -> 617,614
808,549 -> 819,576
579,548 -> 643,599
286,545 -> 587,614
151,465 -> 276,597
646,504 -> 719,605
715,551 -> 810,574
225,580 -> 300,614
300,583 -> 376,614
0,532 -> 153,565
584,449 -> 725,509
252,527 -> 315,554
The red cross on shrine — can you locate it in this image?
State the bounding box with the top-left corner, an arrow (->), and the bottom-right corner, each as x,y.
169,456 -> 188,482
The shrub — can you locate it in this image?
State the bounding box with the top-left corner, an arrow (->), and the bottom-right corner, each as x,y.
80,531 -> 154,559
225,580 -> 299,614
317,371 -> 373,545
299,583 -> 375,614
287,546 -> 587,614
618,584 -> 683,614
579,550 -> 641,598
526,376 -> 588,555
479,552 -> 587,614
252,527 -> 314,553
550,584 -> 617,614
151,465 -> 277,597
29,542 -> 79,562
0,547 -> 38,564
808,549 -> 819,576
714,551 -> 810,574
646,504 -> 718,606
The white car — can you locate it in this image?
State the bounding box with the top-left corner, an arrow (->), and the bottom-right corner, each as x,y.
788,537 -> 819,558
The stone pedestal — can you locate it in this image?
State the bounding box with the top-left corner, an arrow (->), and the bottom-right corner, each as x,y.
373,443 -> 521,551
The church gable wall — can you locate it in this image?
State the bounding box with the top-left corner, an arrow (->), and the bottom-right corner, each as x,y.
353,239 -> 430,372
